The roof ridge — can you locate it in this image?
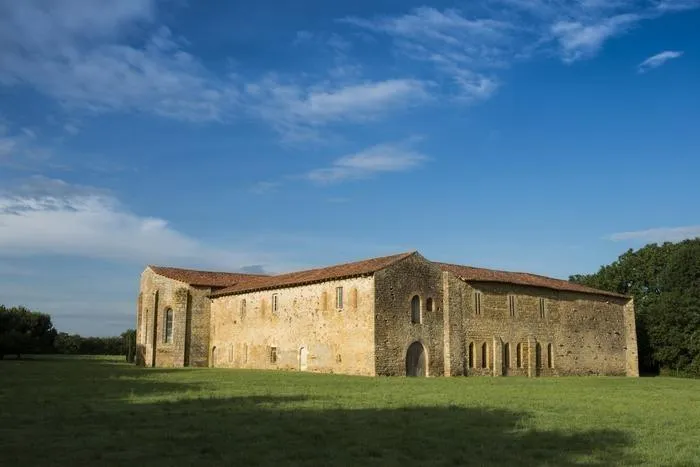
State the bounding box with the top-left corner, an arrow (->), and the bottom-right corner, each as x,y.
265,251 -> 415,279
211,251 -> 417,297
437,262 -> 568,281
148,265 -> 268,276
438,262 -> 627,298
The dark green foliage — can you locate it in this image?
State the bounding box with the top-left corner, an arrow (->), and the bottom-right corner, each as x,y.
122,329 -> 136,362
54,331 -> 135,356
0,305 -> 57,359
571,238 -> 700,376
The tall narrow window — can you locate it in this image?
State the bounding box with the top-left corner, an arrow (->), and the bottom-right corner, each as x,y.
272,294 -> 279,314
411,295 -> 421,324
336,287 -> 343,309
163,308 -> 173,343
508,295 -> 516,317
240,299 -> 247,319
536,342 -> 543,369
547,343 -> 553,369
270,346 -> 277,363
539,298 -> 546,319
474,292 -> 482,315
426,297 -> 434,312
468,342 -> 475,368
516,343 -> 523,368
481,342 -> 488,369
504,343 -> 511,369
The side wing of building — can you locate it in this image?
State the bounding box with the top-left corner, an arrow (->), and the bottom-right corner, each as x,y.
441,270 -> 639,377
209,276 -> 377,376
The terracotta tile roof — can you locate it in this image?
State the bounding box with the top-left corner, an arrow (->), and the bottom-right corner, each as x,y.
437,263 -> 628,299
210,251 -> 416,297
148,266 -> 268,288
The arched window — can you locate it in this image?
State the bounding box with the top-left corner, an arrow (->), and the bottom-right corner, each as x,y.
516,343 -> 523,368
468,342 -> 475,368
411,295 -> 421,324
547,343 -> 553,369
481,342 -> 488,369
240,299 -> 247,319
536,342 -> 543,369
504,343 -> 511,369
163,308 -> 173,343
426,298 -> 434,312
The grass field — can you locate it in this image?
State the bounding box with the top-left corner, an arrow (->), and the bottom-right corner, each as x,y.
1,357 -> 699,466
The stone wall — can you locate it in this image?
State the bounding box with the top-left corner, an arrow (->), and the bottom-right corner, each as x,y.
136,268 -> 212,368
374,254 -> 445,376
209,276 -> 376,376
444,278 -> 637,377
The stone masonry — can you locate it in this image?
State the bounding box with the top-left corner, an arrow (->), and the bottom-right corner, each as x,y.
136,251 -> 639,377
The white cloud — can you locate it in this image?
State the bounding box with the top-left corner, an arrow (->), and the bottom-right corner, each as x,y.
250,181 -> 281,195
609,226 -> 700,243
246,78 -> 431,141
343,1 -> 700,101
0,177 -> 270,268
306,141 -> 428,183
551,14 -> 641,62
0,1 -> 238,122
637,50 -> 684,73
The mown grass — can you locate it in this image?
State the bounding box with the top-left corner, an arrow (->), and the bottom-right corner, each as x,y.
1,356 -> 699,466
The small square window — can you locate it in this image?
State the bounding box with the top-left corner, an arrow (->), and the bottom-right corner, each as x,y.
336,287 -> 343,309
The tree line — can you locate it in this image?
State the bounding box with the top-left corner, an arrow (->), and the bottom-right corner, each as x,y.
570,237 -> 700,376
0,305 -> 135,361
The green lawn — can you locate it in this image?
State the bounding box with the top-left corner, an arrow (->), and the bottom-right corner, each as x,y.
1,357 -> 699,466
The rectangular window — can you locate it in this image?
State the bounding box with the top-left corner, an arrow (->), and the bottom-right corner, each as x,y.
474,292 -> 481,316
336,287 -> 343,309
272,294 -> 279,314
270,346 -> 277,363
539,298 -> 546,319
508,295 -> 516,317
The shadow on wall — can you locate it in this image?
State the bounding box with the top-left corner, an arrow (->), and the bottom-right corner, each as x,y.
1,362 -> 638,466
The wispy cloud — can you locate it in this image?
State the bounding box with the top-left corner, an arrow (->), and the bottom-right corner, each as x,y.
0,1 -> 240,122
551,13 -> 642,63
306,141 -> 428,184
250,181 -> 281,195
637,50 -> 684,73
342,2 -> 700,102
609,226 -> 700,243
0,177 -> 272,268
246,78 -> 431,141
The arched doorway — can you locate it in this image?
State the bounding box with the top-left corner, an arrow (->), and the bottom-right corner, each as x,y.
405,341 -> 427,376
299,346 -> 308,371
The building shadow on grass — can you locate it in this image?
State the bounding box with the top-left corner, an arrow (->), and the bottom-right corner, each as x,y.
1,357 -> 639,466
5,396 -> 639,466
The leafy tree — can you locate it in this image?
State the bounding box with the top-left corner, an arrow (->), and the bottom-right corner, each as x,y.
0,305 -> 57,359
571,238 -> 700,375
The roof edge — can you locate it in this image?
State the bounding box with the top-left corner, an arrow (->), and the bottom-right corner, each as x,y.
210,251 -> 417,298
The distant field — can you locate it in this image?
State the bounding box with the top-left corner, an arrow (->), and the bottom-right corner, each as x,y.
1,357 -> 699,466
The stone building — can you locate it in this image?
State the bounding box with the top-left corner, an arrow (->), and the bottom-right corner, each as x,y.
136,251 -> 638,377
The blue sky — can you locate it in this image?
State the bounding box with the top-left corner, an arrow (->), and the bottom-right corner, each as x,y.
1,0 -> 699,336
